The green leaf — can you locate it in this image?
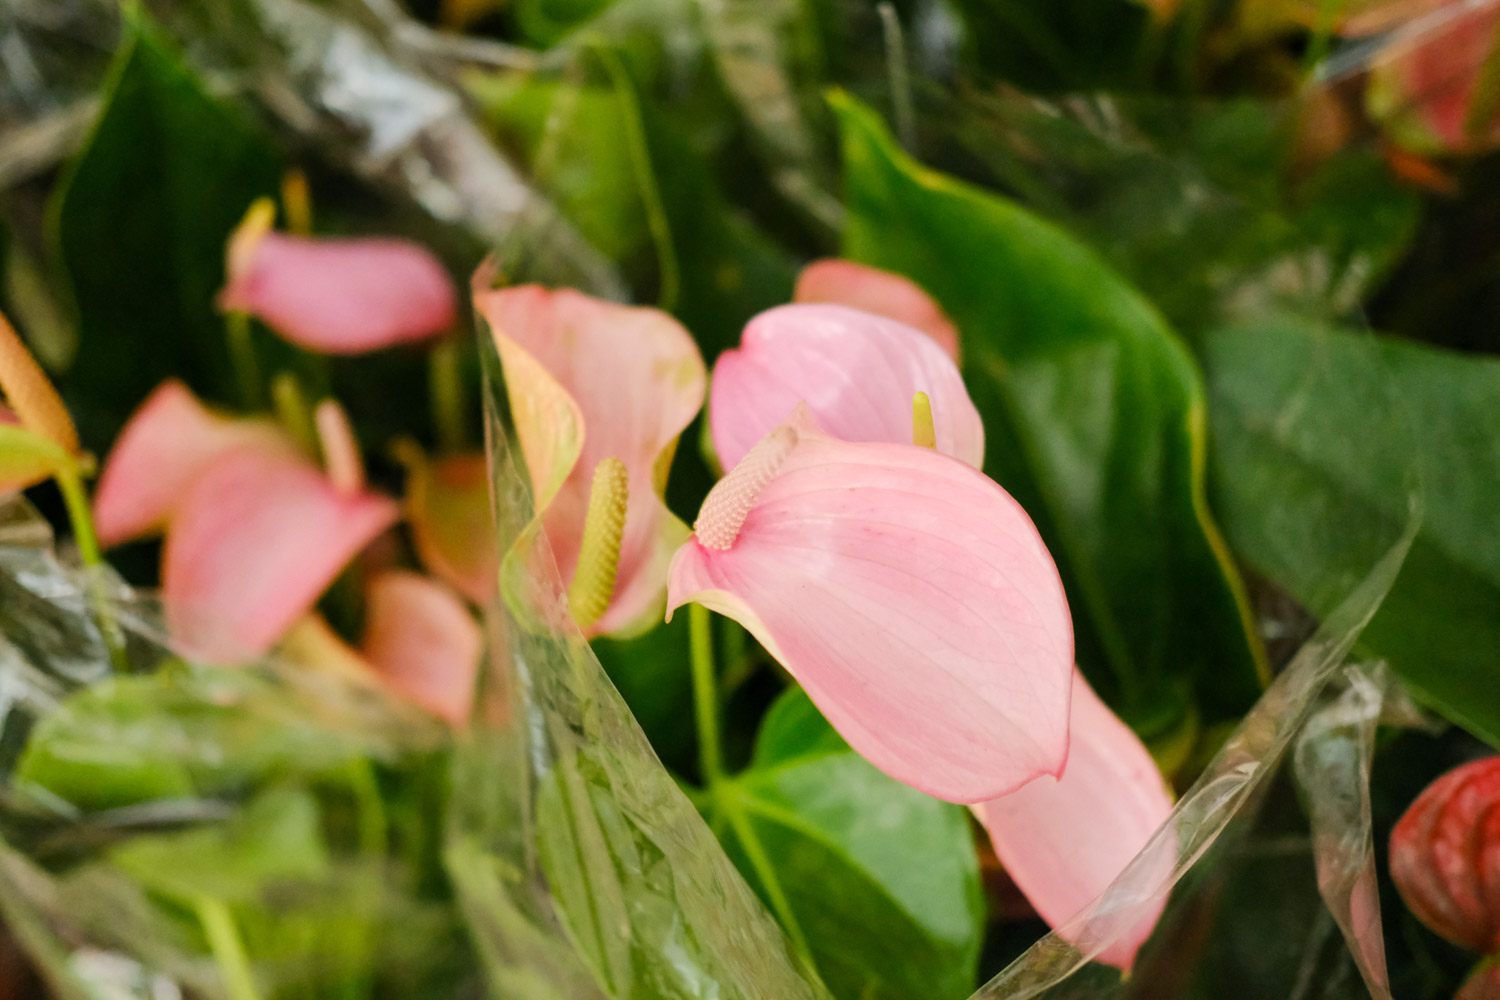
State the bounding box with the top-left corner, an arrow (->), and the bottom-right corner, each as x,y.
48,17 -> 280,451
107,787 -> 329,906
1205,318 -> 1500,747
705,688 -> 983,1000
15,665 -> 424,812
831,93 -> 1266,727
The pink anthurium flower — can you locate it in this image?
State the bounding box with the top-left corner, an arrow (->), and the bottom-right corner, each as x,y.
972,671 -> 1174,970
475,279 -> 706,635
393,442 -> 497,604
163,442 -> 399,663
667,405 -> 1072,803
794,259 -> 960,359
94,380 -> 399,664
93,380 -> 292,547
361,570 -> 482,725
709,304 -> 983,472
218,200 -> 457,354
279,570 -> 480,726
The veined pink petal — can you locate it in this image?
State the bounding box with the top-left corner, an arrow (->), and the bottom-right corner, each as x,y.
709,304 -> 983,472
93,380 -> 292,547
163,442 -> 399,664
476,283 -> 705,634
362,570 -> 481,726
668,407 -> 1071,803
794,259 -> 960,359
219,232 -> 457,354
972,672 -> 1174,971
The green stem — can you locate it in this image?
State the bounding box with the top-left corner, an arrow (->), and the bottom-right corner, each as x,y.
194,897 -> 261,1000
428,338 -> 468,453
347,759 -> 389,857
270,371 -> 318,456
593,41 -> 680,313
689,604 -> 724,785
57,466 -> 127,672
225,312 -> 264,411
719,790 -> 815,966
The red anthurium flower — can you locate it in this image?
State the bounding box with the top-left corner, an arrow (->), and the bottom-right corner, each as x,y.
973,671 -> 1174,970
218,200 -> 457,354
1368,3 -> 1500,154
94,381 -> 398,664
709,304 -> 983,472
794,259 -> 960,359
668,406 -> 1072,803
475,281 -> 705,635
1390,756 -> 1500,954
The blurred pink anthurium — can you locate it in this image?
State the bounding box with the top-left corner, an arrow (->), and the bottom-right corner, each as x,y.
709,303 -> 983,472
794,259 -> 960,360
667,405 -> 1073,803
218,199 -> 457,354
1367,3 -> 1500,154
972,671 -> 1174,970
279,570 -> 480,726
93,380 -> 399,663
474,278 -> 706,635
393,442 -> 497,605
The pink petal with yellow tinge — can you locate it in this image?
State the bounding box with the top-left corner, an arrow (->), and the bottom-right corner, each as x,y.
399,448 -> 497,604
219,232 -> 456,354
794,259 -> 960,359
476,284 -> 705,634
668,408 -> 1071,803
362,570 -> 481,726
162,442 -> 399,664
972,672 -> 1174,971
93,380 -> 292,547
710,304 -> 983,472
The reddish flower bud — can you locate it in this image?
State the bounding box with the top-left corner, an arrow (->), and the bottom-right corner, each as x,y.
1458,964 -> 1500,1000
1389,757 -> 1500,954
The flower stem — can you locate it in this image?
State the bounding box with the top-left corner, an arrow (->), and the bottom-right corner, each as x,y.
194,897 -> 262,1000
689,603 -> 724,786
225,312 -> 264,411
56,465 -> 127,672
428,338 -> 467,453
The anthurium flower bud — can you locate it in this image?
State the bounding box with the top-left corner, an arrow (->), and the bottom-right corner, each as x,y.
973,671 -> 1174,970
218,201 -> 457,354
0,310 -> 78,456
668,405 -> 1072,803
475,280 -> 706,636
1457,964 -> 1500,1000
794,259 -> 960,359
1389,756 -> 1500,954
709,303 -> 983,471
393,442 -> 496,604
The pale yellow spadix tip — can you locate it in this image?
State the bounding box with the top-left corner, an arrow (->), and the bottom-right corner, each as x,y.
912,392 -> 936,450
227,197 -> 277,281
568,457 -> 630,630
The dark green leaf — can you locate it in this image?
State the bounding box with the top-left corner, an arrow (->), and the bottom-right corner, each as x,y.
706,688 -> 983,1000
1205,318 -> 1500,747
49,18 -> 280,451
832,93 -> 1265,727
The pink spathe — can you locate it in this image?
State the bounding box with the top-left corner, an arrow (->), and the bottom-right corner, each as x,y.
220,232 -> 457,354
93,380 -> 291,547
362,570 -> 481,726
710,304 -> 983,471
668,407 -> 1072,803
972,671 -> 1174,970
477,283 -> 705,635
163,442 -> 399,664
794,259 -> 960,359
